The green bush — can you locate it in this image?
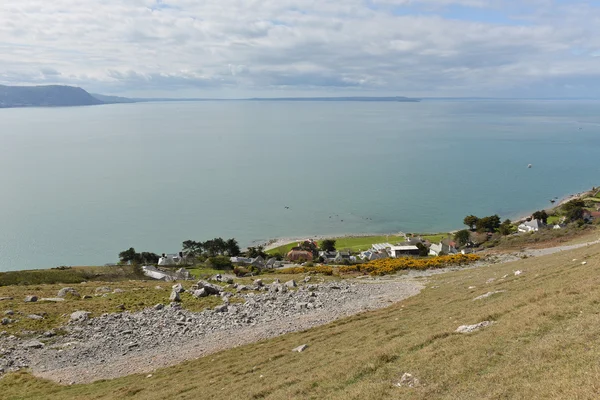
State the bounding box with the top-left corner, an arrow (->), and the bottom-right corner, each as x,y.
207,256 -> 233,270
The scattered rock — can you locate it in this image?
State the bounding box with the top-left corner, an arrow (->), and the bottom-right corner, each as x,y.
456,321 -> 494,334
0,297 -> 13,301
214,304 -> 228,313
396,372 -> 420,388
153,303 -> 164,311
113,288 -> 125,294
81,295 -> 93,300
582,261 -> 587,265
116,304 -> 125,311
304,276 -> 311,283
24,296 -> 38,303
193,289 -> 208,298
70,311 -> 91,323
57,287 -> 80,298
21,340 -> 44,349
4,310 -> 14,316
292,344 -> 308,352
285,280 -> 298,288
486,278 -> 495,284
27,314 -> 44,320
253,279 -> 263,287
155,286 -> 164,290
472,291 -> 505,301
172,284 -> 185,293
514,270 -> 523,276
169,290 -> 181,302
468,286 -> 476,289
1,318 -> 11,325
39,298 -> 65,302
95,287 -> 112,294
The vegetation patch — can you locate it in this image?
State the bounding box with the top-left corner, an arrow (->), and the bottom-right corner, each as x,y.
3,243 -> 600,399
342,254 -> 480,275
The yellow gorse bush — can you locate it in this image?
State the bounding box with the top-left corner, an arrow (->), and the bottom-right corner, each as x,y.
340,254 -> 480,275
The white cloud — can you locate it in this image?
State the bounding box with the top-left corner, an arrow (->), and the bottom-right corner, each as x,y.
0,0 -> 600,96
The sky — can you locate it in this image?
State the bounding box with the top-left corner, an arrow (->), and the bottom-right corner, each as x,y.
1,0 -> 600,98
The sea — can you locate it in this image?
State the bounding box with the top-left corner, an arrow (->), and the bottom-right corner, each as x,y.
1,99 -> 599,271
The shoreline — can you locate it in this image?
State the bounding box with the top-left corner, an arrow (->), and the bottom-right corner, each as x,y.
260,186 -> 598,251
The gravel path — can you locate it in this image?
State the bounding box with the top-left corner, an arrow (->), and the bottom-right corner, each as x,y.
0,278 -> 424,384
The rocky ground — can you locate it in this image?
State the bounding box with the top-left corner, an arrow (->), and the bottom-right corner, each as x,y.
0,276 -> 423,384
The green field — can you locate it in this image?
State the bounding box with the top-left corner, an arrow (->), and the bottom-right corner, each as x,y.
266,235 -> 408,255
266,233 -> 452,255
4,241 -> 600,399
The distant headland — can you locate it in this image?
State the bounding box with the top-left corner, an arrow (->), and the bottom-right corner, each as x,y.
0,84 -> 420,108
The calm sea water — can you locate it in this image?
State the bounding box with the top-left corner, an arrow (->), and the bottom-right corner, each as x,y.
1,100 -> 599,271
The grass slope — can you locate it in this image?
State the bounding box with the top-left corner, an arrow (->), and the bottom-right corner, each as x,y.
3,244 -> 600,399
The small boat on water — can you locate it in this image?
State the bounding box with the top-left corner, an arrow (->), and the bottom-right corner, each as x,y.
528,164 -> 533,168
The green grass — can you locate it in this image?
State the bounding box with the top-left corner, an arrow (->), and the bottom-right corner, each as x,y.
0,280 -> 226,335
4,242 -> 600,398
546,215 -> 560,225
267,235 -> 409,255
0,266 -> 142,287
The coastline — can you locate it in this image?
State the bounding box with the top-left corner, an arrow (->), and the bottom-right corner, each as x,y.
260,186 -> 598,251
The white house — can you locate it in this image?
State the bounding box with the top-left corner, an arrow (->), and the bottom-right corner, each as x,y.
158,253 -> 182,266
389,245 -> 420,258
518,219 -> 543,233
429,242 -> 458,256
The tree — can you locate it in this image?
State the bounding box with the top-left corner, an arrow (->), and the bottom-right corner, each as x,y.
247,245 -> 267,259
562,199 -> 585,212
139,252 -> 159,264
463,215 -> 479,231
415,242 -> 429,257
532,210 -> 548,224
476,215 -> 501,233
182,240 -> 203,256
299,240 -> 319,258
320,239 -> 337,252
225,238 -> 241,256
498,219 -> 514,236
454,229 -> 471,246
566,206 -> 584,222
119,247 -> 138,264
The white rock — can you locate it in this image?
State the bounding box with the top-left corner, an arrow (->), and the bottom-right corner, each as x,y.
473,291 -> 505,301
396,372 -> 420,388
456,321 -> 494,334
70,311 -> 91,323
292,344 -> 308,352
57,287 -> 80,298
514,270 -> 522,276
581,261 -> 587,265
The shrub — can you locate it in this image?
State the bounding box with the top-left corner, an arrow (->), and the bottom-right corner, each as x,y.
207,256 -> 233,270
360,254 -> 480,276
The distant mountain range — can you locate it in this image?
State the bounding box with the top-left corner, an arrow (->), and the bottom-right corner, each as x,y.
0,85 -> 422,108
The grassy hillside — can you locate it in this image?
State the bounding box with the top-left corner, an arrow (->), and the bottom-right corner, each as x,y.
3,243 -> 600,399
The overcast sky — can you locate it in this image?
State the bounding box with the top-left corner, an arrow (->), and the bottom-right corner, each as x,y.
1,0 -> 599,97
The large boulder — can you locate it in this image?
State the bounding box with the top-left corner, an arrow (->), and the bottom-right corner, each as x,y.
58,287 -> 80,298
193,289 -> 208,298
197,281 -> 222,295
70,311 -> 91,323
